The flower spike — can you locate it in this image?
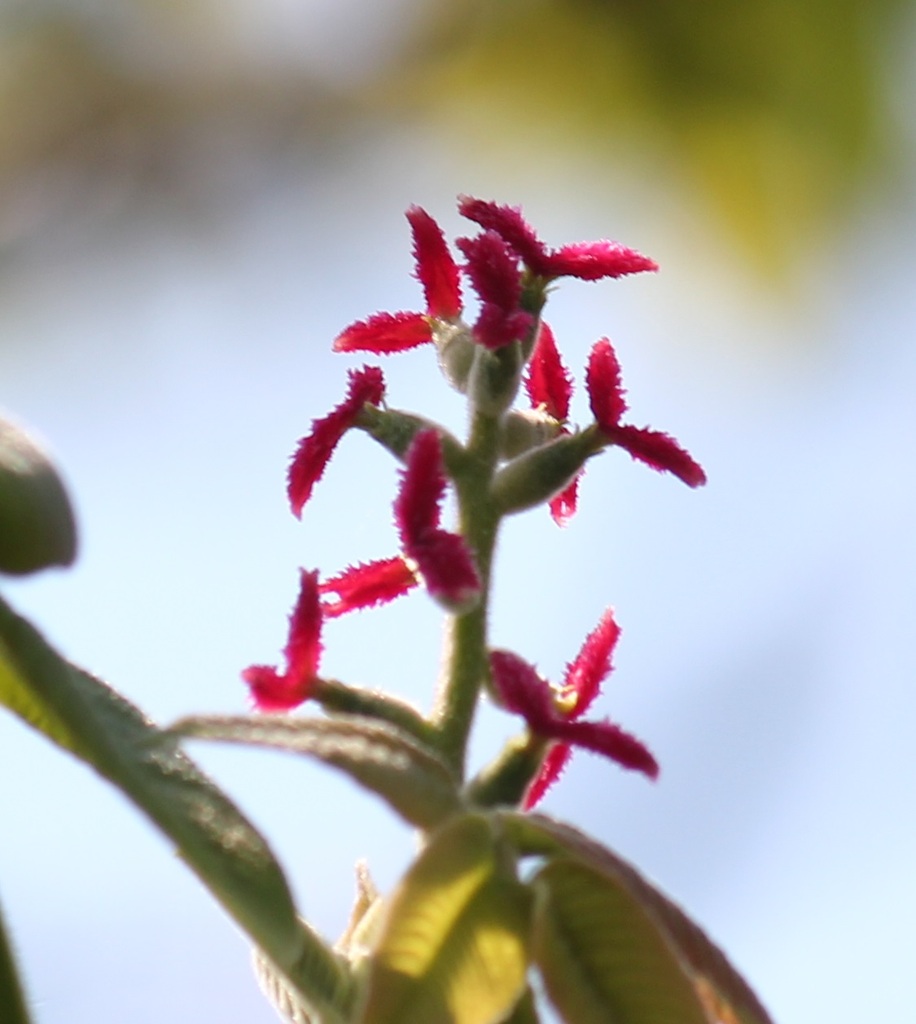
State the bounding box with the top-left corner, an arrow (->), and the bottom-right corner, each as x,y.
586,338 -> 707,488
287,365 -> 386,517
243,569 -> 324,712
394,429 -> 481,612
458,196 -> 657,281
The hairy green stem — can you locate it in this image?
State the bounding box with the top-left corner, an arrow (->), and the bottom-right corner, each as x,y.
432,408 -> 503,773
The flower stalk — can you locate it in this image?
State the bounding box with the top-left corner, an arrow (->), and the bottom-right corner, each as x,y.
244,196 -> 706,799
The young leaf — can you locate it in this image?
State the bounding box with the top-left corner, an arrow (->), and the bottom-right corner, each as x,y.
0,417 -> 77,576
502,812 -> 775,1024
532,857 -> 708,1024
357,813 -> 531,1024
174,714 -> 463,830
0,595 -> 350,1024
254,949 -> 316,1024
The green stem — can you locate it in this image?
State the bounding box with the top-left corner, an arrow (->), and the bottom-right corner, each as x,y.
465,733 -> 548,809
432,409 -> 503,773
0,896 -> 33,1024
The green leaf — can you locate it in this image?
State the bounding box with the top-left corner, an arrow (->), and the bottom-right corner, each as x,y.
502,812 -> 775,1024
357,813 -> 531,1024
0,595 -> 351,1023
532,857 -> 708,1024
0,417 -> 77,576
253,949 -> 317,1024
174,713 -> 463,830
0,894 -> 33,1024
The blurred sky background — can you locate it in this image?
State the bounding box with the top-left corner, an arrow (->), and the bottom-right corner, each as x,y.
1,0 -> 915,1021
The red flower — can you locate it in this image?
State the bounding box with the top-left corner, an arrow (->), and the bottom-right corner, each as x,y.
334,311 -> 431,355
394,429 -> 481,612
586,338 -> 707,488
456,231 -> 534,350
315,429 -> 480,618
489,608 -> 658,807
243,569 -> 324,712
458,196 -> 658,281
525,323 -> 572,421
333,207 -> 461,354
407,205 -> 462,319
524,323 -> 581,526
287,365 -> 386,517
319,556 -> 419,617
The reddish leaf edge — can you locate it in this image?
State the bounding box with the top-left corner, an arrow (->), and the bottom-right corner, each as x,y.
499,811 -> 776,1024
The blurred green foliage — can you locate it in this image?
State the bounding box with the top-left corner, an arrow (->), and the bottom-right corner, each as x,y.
0,0 -> 909,270
387,0 -> 909,271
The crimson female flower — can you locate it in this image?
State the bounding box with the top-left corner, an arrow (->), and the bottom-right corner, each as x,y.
407,205 -> 463,319
458,196 -> 658,281
455,231 -> 534,350
586,338 -> 707,488
489,608 -> 658,808
524,323 -> 580,525
243,569 -> 324,712
394,429 -> 481,612
316,428 -> 480,618
319,556 -> 419,618
333,207 -> 462,355
287,365 -> 386,517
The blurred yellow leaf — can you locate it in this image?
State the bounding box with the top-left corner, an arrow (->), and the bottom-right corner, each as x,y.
357,813 -> 531,1024
379,0 -> 907,272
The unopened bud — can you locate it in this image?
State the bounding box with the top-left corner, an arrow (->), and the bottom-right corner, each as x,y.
0,417 -> 77,575
491,432 -> 593,517
432,321 -> 476,393
498,409 -> 563,460
468,343 -> 524,417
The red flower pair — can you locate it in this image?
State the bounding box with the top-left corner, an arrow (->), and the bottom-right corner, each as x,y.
335,197 -> 657,357
246,428 -> 479,712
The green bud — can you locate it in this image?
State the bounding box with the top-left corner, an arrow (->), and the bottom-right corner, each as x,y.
465,733 -> 549,809
356,405 -> 464,469
432,321 -> 476,393
491,432 -> 594,517
498,409 -> 563,460
468,343 -> 524,417
0,416 -> 77,575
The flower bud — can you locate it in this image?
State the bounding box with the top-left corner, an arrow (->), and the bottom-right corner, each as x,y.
498,408 -> 563,460
491,431 -> 594,516
467,342 -> 524,417
357,405 -> 459,463
432,320 -> 476,393
0,417 -> 77,575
